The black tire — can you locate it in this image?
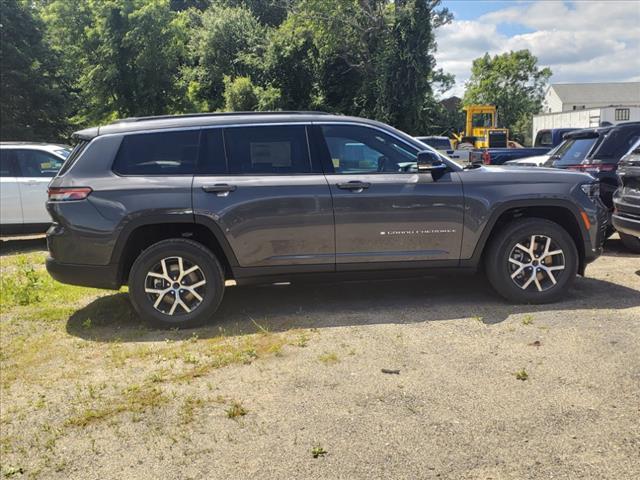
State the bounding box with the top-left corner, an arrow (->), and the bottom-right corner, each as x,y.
619,232 -> 640,254
484,218 -> 578,304
128,238 -> 225,329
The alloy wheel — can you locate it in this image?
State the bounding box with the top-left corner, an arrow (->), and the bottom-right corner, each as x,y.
144,256 -> 206,315
508,235 -> 565,292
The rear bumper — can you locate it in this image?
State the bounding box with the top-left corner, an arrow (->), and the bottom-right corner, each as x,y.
46,256 -> 121,290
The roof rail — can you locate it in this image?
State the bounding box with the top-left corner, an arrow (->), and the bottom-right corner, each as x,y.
109,111 -> 333,124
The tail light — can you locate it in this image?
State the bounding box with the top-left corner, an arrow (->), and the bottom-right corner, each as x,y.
567,163 -> 617,174
482,150 -> 492,165
48,187 -> 92,201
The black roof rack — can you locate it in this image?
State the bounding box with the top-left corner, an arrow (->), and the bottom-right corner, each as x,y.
109,111 -> 334,124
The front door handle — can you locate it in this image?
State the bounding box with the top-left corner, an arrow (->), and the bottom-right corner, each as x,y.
202,184 -> 237,194
336,181 -> 371,191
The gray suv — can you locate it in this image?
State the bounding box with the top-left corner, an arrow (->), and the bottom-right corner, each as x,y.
46,112 -> 607,328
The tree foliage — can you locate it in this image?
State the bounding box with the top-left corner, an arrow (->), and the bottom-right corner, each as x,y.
1,0 -> 485,141
463,50 -> 552,143
0,0 -> 70,140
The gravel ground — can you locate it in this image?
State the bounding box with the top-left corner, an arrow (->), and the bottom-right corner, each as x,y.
1,236 -> 639,479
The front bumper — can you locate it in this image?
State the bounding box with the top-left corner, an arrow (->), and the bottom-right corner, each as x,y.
612,212 -> 640,237
46,256 -> 121,290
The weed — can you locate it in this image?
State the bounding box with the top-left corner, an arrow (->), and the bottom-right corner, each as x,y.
474,316 -> 485,324
226,401 -> 247,419
311,445 -> 327,458
319,352 -> 339,364
522,315 -> 534,326
294,333 -> 309,347
180,396 -> 205,424
515,368 -> 529,381
82,318 -> 92,329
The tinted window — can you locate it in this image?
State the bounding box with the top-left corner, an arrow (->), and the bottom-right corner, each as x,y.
591,126 -> 640,163
113,130 -> 200,175
0,150 -> 18,176
225,125 -> 310,174
14,150 -> 65,177
199,128 -> 227,174
321,125 -> 418,174
58,140 -> 89,176
535,131 -> 552,147
550,137 -> 597,166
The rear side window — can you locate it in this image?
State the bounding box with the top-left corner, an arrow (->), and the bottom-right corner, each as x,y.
591,126 -> 640,163
14,150 -> 65,177
58,140 -> 89,176
224,125 -> 311,174
535,131 -> 552,147
113,130 -> 200,175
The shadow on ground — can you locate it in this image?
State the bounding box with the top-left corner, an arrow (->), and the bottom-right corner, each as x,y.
0,236 -> 47,256
67,269 -> 640,343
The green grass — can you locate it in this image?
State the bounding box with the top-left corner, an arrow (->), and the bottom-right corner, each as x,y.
225,401 -> 247,419
318,352 -> 339,364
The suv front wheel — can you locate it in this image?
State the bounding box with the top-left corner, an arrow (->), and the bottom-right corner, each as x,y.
485,218 -> 578,304
129,239 -> 225,328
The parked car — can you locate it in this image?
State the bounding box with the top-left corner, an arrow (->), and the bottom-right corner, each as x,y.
415,135 -> 471,164
612,139 -> 640,253
0,142 -> 71,235
469,146 -> 551,166
549,122 -> 640,214
46,112 -> 606,328
533,128 -> 576,148
505,142 -> 565,167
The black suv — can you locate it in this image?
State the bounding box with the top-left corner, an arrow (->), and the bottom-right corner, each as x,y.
46,112 -> 607,328
613,139 -> 640,252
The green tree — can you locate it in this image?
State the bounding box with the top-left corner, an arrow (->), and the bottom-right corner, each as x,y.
188,5 -> 265,110
463,50 -> 552,144
0,0 -> 70,141
223,76 -> 258,111
41,0 -> 190,124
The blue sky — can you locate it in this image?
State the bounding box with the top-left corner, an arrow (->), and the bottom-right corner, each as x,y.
435,0 -> 640,97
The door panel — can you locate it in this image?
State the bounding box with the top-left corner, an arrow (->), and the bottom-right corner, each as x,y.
193,175 -> 335,267
326,172 -> 464,263
316,124 -> 464,264
14,149 -> 63,224
193,125 -> 335,268
0,150 -> 23,227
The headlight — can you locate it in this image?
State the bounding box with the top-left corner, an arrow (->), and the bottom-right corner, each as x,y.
580,182 -> 600,201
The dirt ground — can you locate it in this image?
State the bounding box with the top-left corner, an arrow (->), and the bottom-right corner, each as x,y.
0,235 -> 639,479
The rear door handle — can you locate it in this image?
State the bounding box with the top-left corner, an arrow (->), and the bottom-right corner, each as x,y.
202,184 -> 236,197
202,184 -> 237,194
336,181 -> 371,191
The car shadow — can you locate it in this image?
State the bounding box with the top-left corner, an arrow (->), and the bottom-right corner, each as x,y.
603,235 -> 639,258
0,236 -> 47,256
66,271 -> 640,343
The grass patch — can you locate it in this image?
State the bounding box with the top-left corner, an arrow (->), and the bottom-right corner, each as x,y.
226,401 -> 247,419
515,368 -> 529,381
522,315 -> 534,326
318,352 -> 339,364
311,445 -> 327,458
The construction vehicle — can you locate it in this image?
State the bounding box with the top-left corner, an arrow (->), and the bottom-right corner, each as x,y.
451,105 -> 509,149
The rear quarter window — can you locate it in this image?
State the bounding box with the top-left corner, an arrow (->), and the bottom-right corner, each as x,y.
113,130 -> 200,175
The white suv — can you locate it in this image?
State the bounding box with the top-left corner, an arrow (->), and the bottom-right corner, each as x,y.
1,143 -> 70,235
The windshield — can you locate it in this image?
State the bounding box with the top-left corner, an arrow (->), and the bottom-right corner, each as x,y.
54,148 -> 71,159
547,137 -> 597,166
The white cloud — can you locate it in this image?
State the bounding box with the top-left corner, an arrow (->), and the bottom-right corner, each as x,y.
435,0 -> 640,97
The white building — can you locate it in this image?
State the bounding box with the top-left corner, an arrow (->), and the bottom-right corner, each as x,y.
543,82 -> 640,113
533,82 -> 640,139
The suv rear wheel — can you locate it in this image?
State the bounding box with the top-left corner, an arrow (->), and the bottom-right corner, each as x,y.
128,239 -> 225,328
485,218 -> 578,303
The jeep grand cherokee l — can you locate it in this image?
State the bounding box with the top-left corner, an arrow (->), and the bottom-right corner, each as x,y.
46,112 -> 607,328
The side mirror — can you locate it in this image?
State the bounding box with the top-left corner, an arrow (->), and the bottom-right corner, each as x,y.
417,150 -> 446,173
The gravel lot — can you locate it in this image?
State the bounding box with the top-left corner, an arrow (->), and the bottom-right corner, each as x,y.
1,236 -> 639,479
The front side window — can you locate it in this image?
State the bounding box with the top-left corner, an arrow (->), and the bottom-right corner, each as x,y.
320,125 -> 418,174
536,131 -> 552,147
14,150 -> 65,177
224,125 -> 311,174
113,130 -> 200,175
472,113 -> 493,128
